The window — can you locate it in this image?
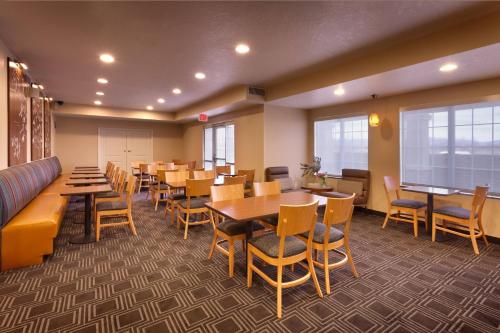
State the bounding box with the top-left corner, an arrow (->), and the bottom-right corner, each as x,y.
401,102 -> 500,194
203,123 -> 235,171
314,115 -> 368,175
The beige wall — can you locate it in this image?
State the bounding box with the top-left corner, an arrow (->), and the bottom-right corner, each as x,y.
309,77 -> 500,237
264,105 -> 308,185
182,106 -> 265,181
0,39 -> 13,169
55,115 -> 184,173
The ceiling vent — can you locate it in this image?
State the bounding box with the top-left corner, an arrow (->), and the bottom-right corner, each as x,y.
248,86 -> 265,97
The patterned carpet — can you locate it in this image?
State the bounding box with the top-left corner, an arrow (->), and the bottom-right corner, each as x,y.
0,193 -> 499,333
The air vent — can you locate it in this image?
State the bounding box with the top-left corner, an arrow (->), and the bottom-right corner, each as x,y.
248,86 -> 265,97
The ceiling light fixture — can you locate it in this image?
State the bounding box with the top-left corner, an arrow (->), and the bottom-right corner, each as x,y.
235,43 -> 250,54
49,97 -> 53,101
157,98 -> 165,103
333,86 -> 345,96
195,72 -> 206,80
439,63 -> 458,72
97,78 -> 108,84
146,105 -> 154,110
96,91 -> 104,96
20,63 -> 28,70
99,53 -> 115,63
94,100 -> 102,105
172,88 -> 182,95
38,85 -> 44,90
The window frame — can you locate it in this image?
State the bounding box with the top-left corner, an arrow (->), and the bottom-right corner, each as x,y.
203,122 -> 235,171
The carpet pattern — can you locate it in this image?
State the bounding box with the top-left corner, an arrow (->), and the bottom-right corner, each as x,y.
0,193 -> 499,333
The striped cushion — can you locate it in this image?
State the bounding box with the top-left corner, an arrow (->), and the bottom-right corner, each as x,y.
0,157 -> 62,228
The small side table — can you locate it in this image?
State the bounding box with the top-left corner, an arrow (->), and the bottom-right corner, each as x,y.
301,184 -> 333,194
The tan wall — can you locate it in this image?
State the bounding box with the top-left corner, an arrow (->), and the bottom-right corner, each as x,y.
0,39 -> 13,169
309,77 -> 500,237
55,115 -> 184,173
182,106 -> 265,181
264,105 -> 308,185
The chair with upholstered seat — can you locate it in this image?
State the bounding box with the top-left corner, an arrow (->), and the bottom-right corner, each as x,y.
247,200 -> 323,318
94,169 -> 126,218
216,165 -> 231,175
253,180 -> 282,229
137,163 -> 152,193
193,170 -> 216,180
163,170 -> 190,224
208,184 -> 262,277
177,178 -> 214,239
432,186 -> 489,254
297,194 -> 358,294
130,161 -> 145,177
150,169 -> 170,211
237,169 -> 255,195
382,176 -> 427,237
95,175 -> 137,241
224,175 -> 246,186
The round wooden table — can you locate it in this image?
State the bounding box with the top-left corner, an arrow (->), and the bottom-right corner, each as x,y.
300,184 -> 333,194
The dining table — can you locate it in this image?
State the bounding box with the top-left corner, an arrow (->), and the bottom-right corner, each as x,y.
74,166 -> 99,169
69,174 -> 106,179
72,171 -> 102,175
165,177 -> 225,189
66,178 -> 109,186
205,191 -> 327,273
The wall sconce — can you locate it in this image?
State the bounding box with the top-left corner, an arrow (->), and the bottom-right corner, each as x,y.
369,113 -> 380,127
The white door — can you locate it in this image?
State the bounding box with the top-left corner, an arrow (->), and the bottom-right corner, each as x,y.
125,129 -> 153,170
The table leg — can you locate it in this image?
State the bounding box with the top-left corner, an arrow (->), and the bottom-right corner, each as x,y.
244,221 -> 253,276
428,193 -> 448,242
70,194 -> 96,244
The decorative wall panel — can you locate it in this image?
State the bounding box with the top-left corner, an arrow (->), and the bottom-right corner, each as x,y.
7,59 -> 29,166
43,99 -> 51,157
31,97 -> 44,161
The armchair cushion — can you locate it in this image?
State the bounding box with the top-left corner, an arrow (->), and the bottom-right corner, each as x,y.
178,197 -> 209,209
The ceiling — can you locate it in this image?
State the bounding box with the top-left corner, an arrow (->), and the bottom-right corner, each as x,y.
270,42 -> 500,109
0,1 -> 487,113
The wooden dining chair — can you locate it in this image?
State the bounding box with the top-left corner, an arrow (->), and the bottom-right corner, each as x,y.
174,164 -> 189,171
432,186 -> 489,254
253,180 -> 282,229
193,170 -> 216,180
382,176 -> 427,237
107,164 -> 117,181
177,178 -> 214,239
296,194 -> 358,294
216,165 -> 231,175
95,175 -> 137,241
247,200 -> 323,318
208,184 -> 255,277
237,169 -> 255,195
187,160 -> 197,170
163,170 -> 190,224
130,160 -> 144,177
105,161 -> 113,177
137,163 -> 152,193
164,162 -> 175,170
224,175 -> 246,186
94,170 -> 127,217
150,169 -> 170,211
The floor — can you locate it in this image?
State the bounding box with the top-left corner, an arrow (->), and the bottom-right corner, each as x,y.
0,193 -> 499,333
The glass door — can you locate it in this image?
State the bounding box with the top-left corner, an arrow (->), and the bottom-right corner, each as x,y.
203,123 -> 235,171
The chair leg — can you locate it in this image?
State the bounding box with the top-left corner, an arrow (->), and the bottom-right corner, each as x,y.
241,240 -> 246,252
323,249 -> 330,295
470,225 -> 480,255
413,210 -> 418,237
183,213 -> 190,240
277,264 -> 283,319
432,215 -> 436,242
424,210 -> 428,232
308,250 -> 323,299
128,212 -> 137,236
382,211 -> 390,229
208,231 -> 218,260
477,218 -> 489,246
154,193 -> 159,211
345,240 -> 359,278
96,214 -> 101,241
228,239 -> 235,278
247,249 -> 253,288
170,203 -> 176,226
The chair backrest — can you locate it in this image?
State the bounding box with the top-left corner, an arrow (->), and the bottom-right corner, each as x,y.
112,167 -> 122,189
164,162 -> 175,170
157,169 -> 167,184
216,165 -> 231,174
174,164 -> 189,171
237,169 -> 255,183
186,178 -> 214,197
193,170 -> 216,180
117,170 -> 127,193
224,175 -> 246,186
210,184 -> 244,202
139,163 -> 150,174
187,160 -> 197,170
125,175 -> 136,207
253,180 -> 281,196
471,186 -> 489,219
172,159 -> 183,164
164,170 -> 190,183
105,161 -> 112,176
265,166 -> 289,181
383,176 -> 400,204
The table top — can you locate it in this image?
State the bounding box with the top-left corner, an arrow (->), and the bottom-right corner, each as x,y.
205,191 -> 327,222
72,171 -> 103,175
74,166 -> 99,169
219,173 -> 238,177
301,184 -> 333,192
402,186 -> 459,196
60,184 -> 112,196
69,174 -> 107,179
166,178 -> 224,189
66,178 -> 109,186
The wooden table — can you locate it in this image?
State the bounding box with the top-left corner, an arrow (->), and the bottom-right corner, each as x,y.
69,174 -> 106,179
75,166 -> 99,169
402,185 -> 459,240
205,191 -> 327,273
60,184 -> 112,244
301,184 -> 333,194
219,172 -> 238,177
66,178 -> 108,186
72,171 -> 102,175
166,178 -> 224,189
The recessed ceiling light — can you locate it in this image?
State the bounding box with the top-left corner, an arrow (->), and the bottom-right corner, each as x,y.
48,97 -> 53,101
97,78 -> 108,84
38,85 -> 44,90
333,86 -> 345,96
99,53 -> 115,63
157,98 -> 165,103
20,63 -> 28,70
94,100 -> 102,105
96,91 -> 104,96
172,88 -> 182,95
195,72 -> 206,80
235,43 -> 250,54
146,105 -> 154,110
439,63 -> 458,72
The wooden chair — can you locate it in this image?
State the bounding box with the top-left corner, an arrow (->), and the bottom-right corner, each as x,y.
164,162 -> 175,170
130,160 -> 145,176
432,186 -> 489,254
163,170 -> 190,224
150,169 -> 170,211
94,170 -> 127,217
177,178 -> 214,239
95,175 -> 137,241
137,163 -> 152,193
247,201 -> 323,318
174,164 -> 189,171
187,160 -> 197,170
208,184 -> 249,277
297,194 -> 358,294
224,175 -> 246,185
382,176 -> 427,237
107,164 -> 117,181
193,170 -> 216,180
105,161 -> 113,177
237,169 -> 255,195
253,180 -> 282,229
216,165 -> 231,175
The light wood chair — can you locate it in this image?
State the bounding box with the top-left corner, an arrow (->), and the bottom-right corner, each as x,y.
187,160 -> 197,170
130,160 -> 145,176
297,194 -> 359,294
137,163 -> 152,193
150,169 -> 170,211
432,186 -> 489,254
105,161 -> 113,177
193,170 -> 216,180
216,165 -> 231,175
174,164 -> 189,171
247,200 -> 323,318
224,175 -> 246,186
95,175 -> 137,241
94,169 -> 127,218
107,164 -> 117,181
177,178 -> 214,239
237,169 -> 255,195
253,180 -> 282,229
163,170 -> 190,224
163,162 -> 175,170
382,176 -> 427,237
208,184 -> 249,277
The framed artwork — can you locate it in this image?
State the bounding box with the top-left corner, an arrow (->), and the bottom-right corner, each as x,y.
31,96 -> 44,161
7,58 -> 29,166
44,99 -> 51,157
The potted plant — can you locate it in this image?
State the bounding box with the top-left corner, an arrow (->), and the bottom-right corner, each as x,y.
300,157 -> 327,187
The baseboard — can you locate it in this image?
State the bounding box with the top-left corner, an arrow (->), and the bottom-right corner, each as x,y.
353,207 -> 500,244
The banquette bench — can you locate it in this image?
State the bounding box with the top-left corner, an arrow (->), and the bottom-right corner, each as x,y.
0,157 -> 68,271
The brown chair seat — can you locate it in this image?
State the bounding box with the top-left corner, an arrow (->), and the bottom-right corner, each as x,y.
434,206 -> 477,219
178,197 -> 209,209
301,223 -> 344,244
249,233 -> 306,258
392,199 -> 426,209
95,191 -> 120,199
217,220 -> 264,236
96,201 -> 127,211
167,193 -> 187,200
